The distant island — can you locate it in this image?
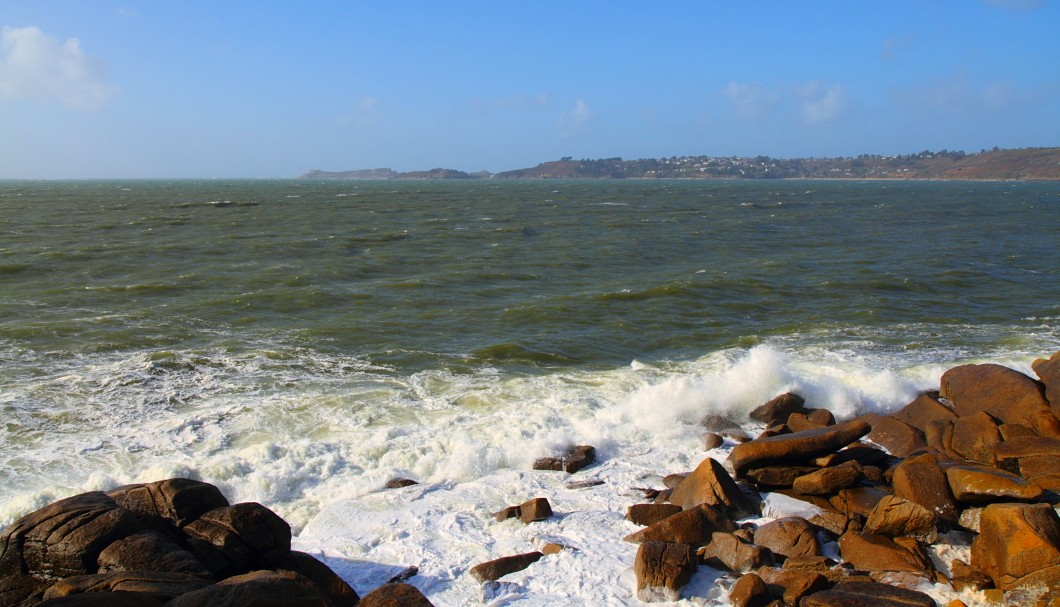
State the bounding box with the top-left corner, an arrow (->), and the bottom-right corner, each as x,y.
299,147 -> 1060,181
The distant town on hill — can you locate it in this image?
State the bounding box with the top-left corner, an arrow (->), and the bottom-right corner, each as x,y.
299,147 -> 1060,181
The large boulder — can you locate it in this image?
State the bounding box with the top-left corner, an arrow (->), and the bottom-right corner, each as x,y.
792,460 -> 864,496
41,571 -> 210,603
276,551 -> 360,607
940,363 -> 1060,438
749,393 -> 808,427
669,457 -> 757,518
624,503 -> 736,546
164,570 -> 331,607
697,532 -> 773,572
35,591 -> 163,606
726,572 -> 772,607
950,412 -> 1002,465
0,492 -> 141,582
626,504 -> 682,527
837,532 -> 932,575
891,391 -> 957,433
182,503 -> 292,578
861,414 -> 926,458
970,502 -> 1060,591
727,420 -> 871,476
863,496 -> 936,541
106,479 -> 228,530
96,531 -> 211,578
633,541 -> 698,602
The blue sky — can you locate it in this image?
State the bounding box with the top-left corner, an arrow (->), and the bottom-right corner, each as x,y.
1,1 -> 1058,178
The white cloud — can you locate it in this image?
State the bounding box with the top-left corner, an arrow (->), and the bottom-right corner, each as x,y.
797,81 -> 847,125
559,98 -> 591,134
0,26 -> 117,109
722,82 -> 777,121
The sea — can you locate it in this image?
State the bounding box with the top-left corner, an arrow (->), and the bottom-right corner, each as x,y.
1,179 -> 1058,605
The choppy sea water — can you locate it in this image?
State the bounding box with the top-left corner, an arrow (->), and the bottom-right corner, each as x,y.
1,179 -> 1058,604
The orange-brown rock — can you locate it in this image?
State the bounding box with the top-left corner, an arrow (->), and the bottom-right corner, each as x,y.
745,465 -> 820,488
999,423 -> 1036,441
970,502 -> 1060,591
994,435 -> 1060,474
924,420 -> 958,459
749,393 -> 808,427
787,413 -> 826,433
626,503 -> 682,527
863,495 -> 937,541
830,485 -> 891,518
727,420 -> 871,476
1016,455 -> 1060,492
950,411 -> 1001,465
358,582 -> 436,607
727,572 -> 772,607
633,541 -> 697,602
837,532 -> 932,574
806,408 -> 837,426
697,532 -> 774,572
800,580 -> 937,607
532,444 -> 596,473
165,570 -> 332,607
890,452 -> 960,523
945,464 -> 1044,504
670,457 -> 757,518
624,503 -> 736,546
814,446 -> 891,468
792,461 -> 864,496
861,414 -> 927,458
892,391 -> 957,433
753,517 -> 820,560
1032,351 -> 1060,411
940,363 -> 1060,438
469,552 -> 543,583
757,567 -> 830,605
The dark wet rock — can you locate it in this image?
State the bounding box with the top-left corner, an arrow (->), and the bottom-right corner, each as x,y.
726,572 -> 772,607
359,582 -> 435,607
106,479 -> 228,530
165,570 -> 332,607
183,502 -> 292,578
787,412 -> 827,433
701,432 -> 724,450
469,552 -> 543,583
624,503 -> 737,546
633,541 -> 697,603
626,504 -> 682,527
806,408 -> 837,427
727,420 -> 872,477
532,445 -> 596,473
697,532 -> 773,572
890,452 -> 960,523
517,498 -> 553,523
96,530 -> 211,577
940,363 -> 1060,438
861,414 -> 927,459
800,580 -> 936,607
970,502 -> 1060,591
950,411 -> 1002,465
753,517 -> 820,560
749,393 -> 807,427
863,495 -> 937,541
702,414 -> 743,433
793,461 -> 864,496
669,457 -> 757,518
565,478 -> 605,489
814,445 -> 892,468
383,478 -> 418,489
35,591 -> 163,606
41,571 -> 209,603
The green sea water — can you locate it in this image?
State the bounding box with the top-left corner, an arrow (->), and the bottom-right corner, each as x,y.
1,178 -> 1058,526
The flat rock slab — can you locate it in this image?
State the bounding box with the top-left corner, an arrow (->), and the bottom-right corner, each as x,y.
971,502 -> 1060,591
861,414 -> 926,458
624,503 -> 736,546
945,464 -> 1043,504
792,460 -> 864,496
727,420 -> 871,477
800,580 -> 936,607
890,452 -> 960,523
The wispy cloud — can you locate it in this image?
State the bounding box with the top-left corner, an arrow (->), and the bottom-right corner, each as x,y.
336,95 -> 383,127
722,82 -> 777,121
0,25 -> 117,109
797,81 -> 848,125
558,97 -> 591,135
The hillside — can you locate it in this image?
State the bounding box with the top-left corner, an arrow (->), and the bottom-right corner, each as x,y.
300,147 -> 1060,181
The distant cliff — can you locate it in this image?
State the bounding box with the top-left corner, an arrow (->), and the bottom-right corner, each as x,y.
300,148 -> 1060,181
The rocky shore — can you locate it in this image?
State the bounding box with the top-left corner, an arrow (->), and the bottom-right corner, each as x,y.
2,352 -> 1059,606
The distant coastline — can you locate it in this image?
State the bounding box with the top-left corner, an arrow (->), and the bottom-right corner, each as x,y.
300,147 -> 1060,181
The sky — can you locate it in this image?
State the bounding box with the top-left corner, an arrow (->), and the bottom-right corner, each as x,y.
1,1 -> 1058,178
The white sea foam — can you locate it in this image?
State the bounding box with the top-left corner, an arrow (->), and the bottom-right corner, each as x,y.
0,343 -> 1043,605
